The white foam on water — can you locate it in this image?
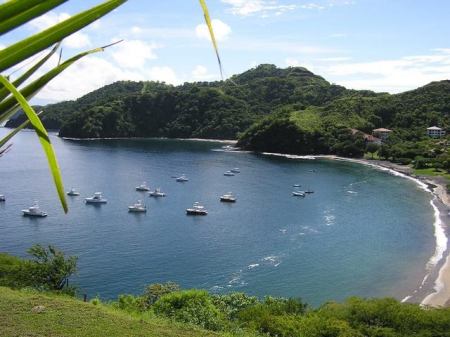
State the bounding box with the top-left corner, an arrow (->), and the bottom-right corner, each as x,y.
248,263 -> 260,269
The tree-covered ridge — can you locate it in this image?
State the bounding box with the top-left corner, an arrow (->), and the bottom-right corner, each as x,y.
5,64 -> 355,137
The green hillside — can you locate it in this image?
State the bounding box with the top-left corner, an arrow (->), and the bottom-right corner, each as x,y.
0,286 -> 227,337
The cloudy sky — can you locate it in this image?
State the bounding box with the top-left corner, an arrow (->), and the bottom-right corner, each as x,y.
2,0 -> 450,103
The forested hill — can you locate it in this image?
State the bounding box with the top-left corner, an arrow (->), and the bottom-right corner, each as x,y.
5,65 -> 450,156
6,64 -> 359,138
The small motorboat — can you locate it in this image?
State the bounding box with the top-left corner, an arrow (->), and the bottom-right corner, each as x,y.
186,202 -> 208,215
149,188 -> 166,197
67,188 -> 80,196
22,202 -> 47,217
231,168 -> 240,173
176,174 -> 189,182
293,184 -> 301,187
305,189 -> 314,194
292,191 -> 306,197
85,192 -> 107,204
224,170 -> 235,176
220,192 -> 236,203
136,182 -> 150,191
128,200 -> 147,212
0,194 -> 5,202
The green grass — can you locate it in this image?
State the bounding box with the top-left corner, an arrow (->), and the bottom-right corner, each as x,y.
289,108 -> 323,132
0,286 -> 238,337
413,168 -> 450,180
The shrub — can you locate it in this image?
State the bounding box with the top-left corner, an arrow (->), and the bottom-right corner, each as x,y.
141,281 -> 180,309
153,289 -> 225,330
212,292 -> 258,320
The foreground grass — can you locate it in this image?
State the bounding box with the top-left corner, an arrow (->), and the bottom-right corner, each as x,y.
0,287 -> 235,337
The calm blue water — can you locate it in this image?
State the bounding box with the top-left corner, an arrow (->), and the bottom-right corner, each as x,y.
0,129 -> 436,305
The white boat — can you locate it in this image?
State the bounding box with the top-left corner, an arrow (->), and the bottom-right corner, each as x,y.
0,194 -> 5,202
85,192 -> 107,204
224,170 -> 235,176
136,182 -> 150,191
230,168 -> 240,173
176,174 -> 189,182
292,191 -> 306,197
67,188 -> 80,196
149,188 -> 166,197
128,200 -> 147,212
22,202 -> 47,217
293,184 -> 301,187
186,202 -> 208,215
220,192 -> 236,203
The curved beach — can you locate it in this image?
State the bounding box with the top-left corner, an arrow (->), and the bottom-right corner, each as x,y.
260,152 -> 450,307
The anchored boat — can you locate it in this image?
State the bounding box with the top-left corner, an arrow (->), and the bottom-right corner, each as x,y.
186,202 -> 208,215
220,192 -> 236,203
22,202 -> 47,217
128,200 -> 147,212
149,188 -> 166,197
67,188 -> 80,196
136,182 -> 150,191
85,192 -> 107,204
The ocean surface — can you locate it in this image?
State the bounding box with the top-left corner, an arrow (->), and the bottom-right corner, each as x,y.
0,130 -> 436,306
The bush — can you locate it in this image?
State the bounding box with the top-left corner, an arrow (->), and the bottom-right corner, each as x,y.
141,281 -> 180,309
153,289 -> 225,331
0,245 -> 77,295
212,292 -> 258,320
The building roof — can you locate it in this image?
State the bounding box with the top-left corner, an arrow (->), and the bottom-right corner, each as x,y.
427,126 -> 443,130
373,128 -> 392,132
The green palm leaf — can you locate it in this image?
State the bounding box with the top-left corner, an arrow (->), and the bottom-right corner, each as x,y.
0,0 -> 68,35
0,0 -> 126,72
0,76 -> 68,213
0,43 -> 60,101
198,0 -> 223,79
0,111 -> 43,149
0,43 -> 116,123
0,0 -> 47,22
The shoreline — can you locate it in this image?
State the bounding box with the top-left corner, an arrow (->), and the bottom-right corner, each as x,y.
261,152 -> 450,307
60,135 -> 238,144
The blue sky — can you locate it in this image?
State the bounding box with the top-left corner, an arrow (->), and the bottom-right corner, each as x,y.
2,0 -> 450,102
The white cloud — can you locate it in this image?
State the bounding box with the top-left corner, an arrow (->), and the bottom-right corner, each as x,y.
131,26 -> 142,34
221,0 -> 296,17
35,54 -> 180,102
315,49 -> 450,93
195,19 -> 231,42
191,65 -> 217,81
300,3 -> 326,10
111,40 -> 158,69
28,12 -> 71,30
64,32 -> 91,49
147,66 -> 180,84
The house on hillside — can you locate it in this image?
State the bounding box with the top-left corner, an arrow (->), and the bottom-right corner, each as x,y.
351,129 -> 381,145
372,128 -> 392,142
426,126 -> 446,138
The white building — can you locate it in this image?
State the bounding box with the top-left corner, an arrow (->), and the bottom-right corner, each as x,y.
372,128 -> 392,142
427,126 -> 446,138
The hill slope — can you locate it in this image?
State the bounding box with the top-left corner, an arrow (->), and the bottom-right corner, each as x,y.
0,287 -> 227,337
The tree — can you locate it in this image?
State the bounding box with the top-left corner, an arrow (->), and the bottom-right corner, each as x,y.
27,244 -> 78,292
366,142 -> 380,159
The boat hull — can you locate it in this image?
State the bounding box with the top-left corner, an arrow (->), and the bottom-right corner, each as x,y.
22,211 -> 47,217
220,197 -> 236,203
186,209 -> 208,215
